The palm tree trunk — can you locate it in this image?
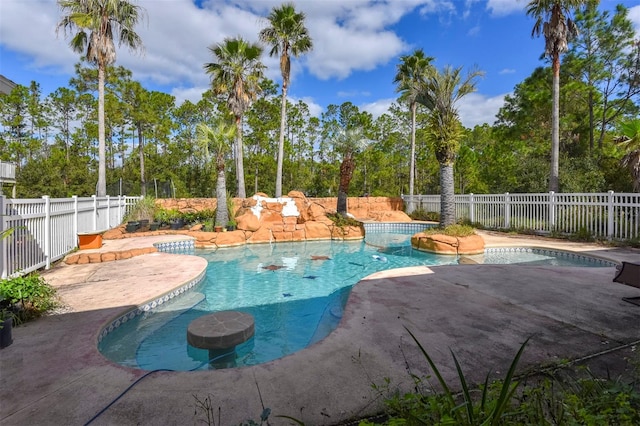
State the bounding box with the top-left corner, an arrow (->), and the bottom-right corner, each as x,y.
138,124 -> 146,197
275,83 -> 288,198
440,162 -> 455,227
550,54 -> 560,192
337,155 -> 354,216
235,115 -> 246,198
215,166 -> 228,227
97,64 -> 107,197
408,101 -> 417,213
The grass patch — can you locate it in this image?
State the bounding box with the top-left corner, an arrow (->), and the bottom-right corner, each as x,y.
421,224 -> 477,237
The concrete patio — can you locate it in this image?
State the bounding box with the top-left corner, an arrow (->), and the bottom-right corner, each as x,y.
1,232 -> 639,425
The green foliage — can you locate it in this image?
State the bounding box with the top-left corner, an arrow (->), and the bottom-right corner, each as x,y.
512,370 -> 640,425
378,329 -> 529,425
408,208 -> 439,222
326,212 -> 361,227
124,196 -> 158,222
0,273 -> 57,322
422,224 -> 476,237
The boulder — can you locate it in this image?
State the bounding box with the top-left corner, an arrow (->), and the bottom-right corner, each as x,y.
236,211 -> 261,232
103,225 -> 125,240
304,221 -> 332,240
287,190 -> 306,199
411,232 -> 485,255
215,231 -> 246,248
247,227 -> 273,244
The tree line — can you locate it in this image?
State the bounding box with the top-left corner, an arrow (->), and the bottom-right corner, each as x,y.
0,1 -> 638,220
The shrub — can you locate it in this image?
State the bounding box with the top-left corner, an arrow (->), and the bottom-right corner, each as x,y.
409,208 -> 440,222
0,273 -> 58,322
422,224 -> 477,237
125,196 -> 157,222
327,213 -> 361,227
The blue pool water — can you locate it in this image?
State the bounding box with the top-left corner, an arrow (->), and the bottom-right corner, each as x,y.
98,228 -> 612,371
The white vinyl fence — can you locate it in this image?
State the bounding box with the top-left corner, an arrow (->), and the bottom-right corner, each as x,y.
0,195 -> 141,278
403,191 -> 640,241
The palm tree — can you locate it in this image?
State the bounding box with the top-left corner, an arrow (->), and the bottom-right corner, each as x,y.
393,49 -> 434,213
204,37 -> 264,199
417,66 -> 484,227
195,121 -> 236,227
333,128 -> 373,216
259,3 -> 313,198
57,0 -> 144,197
526,0 -> 586,192
617,119 -> 640,191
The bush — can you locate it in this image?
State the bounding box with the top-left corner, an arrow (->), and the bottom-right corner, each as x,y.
408,208 -> 440,222
125,196 -> 158,222
0,273 -> 57,322
422,224 -> 477,237
327,213 -> 361,227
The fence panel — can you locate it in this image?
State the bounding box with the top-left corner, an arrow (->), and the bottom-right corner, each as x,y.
402,192 -> 640,241
1,195 -> 139,278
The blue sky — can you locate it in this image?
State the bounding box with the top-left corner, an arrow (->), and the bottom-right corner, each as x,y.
1,0 -> 639,128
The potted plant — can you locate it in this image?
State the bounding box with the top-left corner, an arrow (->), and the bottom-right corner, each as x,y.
154,208 -> 170,226
125,221 -> 140,233
0,308 -> 19,349
226,219 -> 237,231
165,209 -> 184,230
0,308 -> 16,349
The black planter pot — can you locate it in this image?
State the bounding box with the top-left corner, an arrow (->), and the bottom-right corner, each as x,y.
0,317 -> 13,349
170,219 -> 184,230
125,221 -> 140,233
227,225 -> 236,231
149,222 -> 160,231
139,219 -> 150,229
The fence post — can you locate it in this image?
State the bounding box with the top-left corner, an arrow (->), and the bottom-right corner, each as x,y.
92,195 -> 97,231
106,195 -> 111,229
607,190 -> 614,240
504,193 -> 510,229
73,196 -> 78,246
549,191 -> 556,232
0,195 -> 6,278
43,195 -> 51,270
469,193 -> 475,223
117,195 -> 122,225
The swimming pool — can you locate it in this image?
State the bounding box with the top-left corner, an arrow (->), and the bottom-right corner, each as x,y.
98,225 -> 614,371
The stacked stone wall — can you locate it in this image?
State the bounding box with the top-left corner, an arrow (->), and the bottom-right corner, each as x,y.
155,195 -> 406,221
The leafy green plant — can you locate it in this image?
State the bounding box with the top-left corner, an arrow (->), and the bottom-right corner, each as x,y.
513,369 -> 640,424
327,212 -> 361,227
380,328 -> 529,425
125,196 -> 158,222
408,208 -> 440,222
203,219 -> 215,232
0,273 -> 57,322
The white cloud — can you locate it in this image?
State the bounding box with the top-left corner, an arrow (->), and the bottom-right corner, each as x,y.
171,86 -> 209,107
468,25 -> 481,36
629,5 -> 640,35
337,90 -> 371,98
486,0 -> 526,17
457,92 -> 507,128
360,92 -> 505,128
499,68 -> 516,75
295,96 -> 323,118
360,98 -> 395,118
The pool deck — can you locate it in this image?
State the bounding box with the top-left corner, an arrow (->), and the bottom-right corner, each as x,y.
1,231 -> 640,425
